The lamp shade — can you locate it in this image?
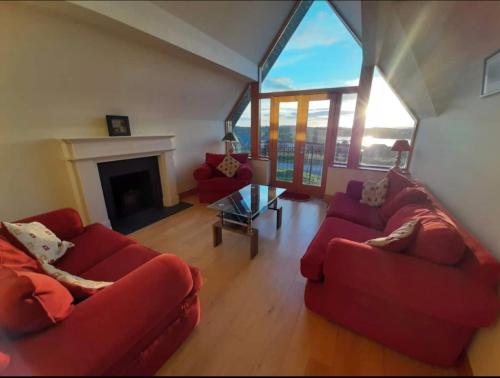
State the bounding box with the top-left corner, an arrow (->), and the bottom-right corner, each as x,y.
222,132 -> 239,142
391,139 -> 411,152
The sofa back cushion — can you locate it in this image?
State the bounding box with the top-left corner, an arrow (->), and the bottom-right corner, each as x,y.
386,204 -> 466,266
380,187 -> 429,222
0,267 -> 74,335
407,209 -> 466,265
386,169 -> 416,203
205,153 -> 248,178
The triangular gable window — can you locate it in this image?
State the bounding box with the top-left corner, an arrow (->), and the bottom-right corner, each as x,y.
261,0 -> 362,92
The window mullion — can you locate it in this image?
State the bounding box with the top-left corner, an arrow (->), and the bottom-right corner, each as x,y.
347,65 -> 374,169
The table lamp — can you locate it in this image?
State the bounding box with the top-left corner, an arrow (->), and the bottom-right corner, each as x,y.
391,139 -> 411,171
222,131 -> 239,154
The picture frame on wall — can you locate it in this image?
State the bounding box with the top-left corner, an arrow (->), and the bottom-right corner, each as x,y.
105,115 -> 131,136
481,49 -> 500,97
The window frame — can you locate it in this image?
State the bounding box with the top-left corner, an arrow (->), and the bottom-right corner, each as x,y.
224,2 -> 419,172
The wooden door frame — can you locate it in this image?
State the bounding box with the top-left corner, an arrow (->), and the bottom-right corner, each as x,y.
269,93 -> 341,197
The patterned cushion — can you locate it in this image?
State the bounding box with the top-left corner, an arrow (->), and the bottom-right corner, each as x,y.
2,222 -> 74,263
360,177 -> 389,207
40,261 -> 112,300
366,219 -> 420,252
216,155 -> 241,178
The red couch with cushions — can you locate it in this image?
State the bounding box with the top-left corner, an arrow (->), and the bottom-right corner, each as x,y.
193,153 -> 252,203
0,208 -> 202,376
301,170 -> 500,366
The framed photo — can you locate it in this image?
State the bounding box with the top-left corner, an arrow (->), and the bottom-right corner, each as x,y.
105,115 -> 131,136
481,49 -> 500,97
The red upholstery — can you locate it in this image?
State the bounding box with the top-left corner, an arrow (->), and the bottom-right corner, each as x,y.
386,169 -> 416,202
0,352 -> 10,373
1,208 -> 202,376
326,192 -> 384,230
55,223 -> 134,275
301,218 -> 382,281
302,174 -> 500,366
0,239 -> 40,273
380,186 -> 429,221
0,267 -> 74,335
345,180 -> 364,200
194,153 -> 253,203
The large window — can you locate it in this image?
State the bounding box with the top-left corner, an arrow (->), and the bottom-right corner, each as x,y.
232,102 -> 251,153
259,99 -> 270,157
261,1 -> 362,93
334,93 -> 357,165
360,67 -> 416,168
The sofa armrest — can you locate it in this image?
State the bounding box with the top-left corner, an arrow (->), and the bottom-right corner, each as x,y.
235,163 -> 253,181
323,238 -> 500,328
14,208 -> 84,240
193,163 -> 213,181
6,254 -> 200,376
346,180 -> 364,200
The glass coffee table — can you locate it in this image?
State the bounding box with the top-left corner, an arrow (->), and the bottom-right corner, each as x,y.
208,184 -> 286,259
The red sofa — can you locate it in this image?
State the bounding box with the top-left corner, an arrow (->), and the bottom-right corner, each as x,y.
193,153 -> 252,203
301,170 -> 500,366
0,208 -> 202,376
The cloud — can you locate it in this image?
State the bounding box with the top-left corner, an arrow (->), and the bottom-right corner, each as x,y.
286,11 -> 341,50
263,77 -> 295,91
343,78 -> 359,86
273,53 -> 310,69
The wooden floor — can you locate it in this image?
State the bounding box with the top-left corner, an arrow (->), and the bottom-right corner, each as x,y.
131,195 -> 463,376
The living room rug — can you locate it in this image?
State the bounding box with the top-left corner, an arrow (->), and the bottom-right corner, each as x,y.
281,192 -> 311,202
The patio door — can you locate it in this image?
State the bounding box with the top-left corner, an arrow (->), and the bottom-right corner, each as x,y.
269,93 -> 340,197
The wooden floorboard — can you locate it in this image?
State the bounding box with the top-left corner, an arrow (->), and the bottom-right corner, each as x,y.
130,195 -> 459,376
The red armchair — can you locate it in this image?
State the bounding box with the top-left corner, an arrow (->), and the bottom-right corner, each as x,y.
301,170 -> 500,366
0,208 -> 202,376
194,153 -> 253,203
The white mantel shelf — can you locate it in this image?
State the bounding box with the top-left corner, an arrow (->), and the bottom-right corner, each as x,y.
60,135 -> 179,227
62,135 -> 175,143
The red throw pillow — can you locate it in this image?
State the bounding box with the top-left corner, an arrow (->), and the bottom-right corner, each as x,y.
366,219 -> 420,252
0,267 -> 74,335
380,187 -> 429,222
0,352 -> 10,373
0,238 -> 41,273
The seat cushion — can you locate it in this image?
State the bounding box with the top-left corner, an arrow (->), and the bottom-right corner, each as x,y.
326,192 -> 385,230
301,217 -> 383,280
80,244 -> 158,282
55,224 -> 135,275
197,177 -> 249,193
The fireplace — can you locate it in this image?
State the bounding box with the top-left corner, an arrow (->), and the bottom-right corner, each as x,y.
98,157 -> 166,234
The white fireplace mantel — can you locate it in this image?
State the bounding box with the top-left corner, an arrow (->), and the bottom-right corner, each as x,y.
61,135 -> 179,228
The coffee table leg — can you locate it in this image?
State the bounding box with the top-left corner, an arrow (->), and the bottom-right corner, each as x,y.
213,222 -> 222,247
250,229 -> 259,259
276,206 -> 282,229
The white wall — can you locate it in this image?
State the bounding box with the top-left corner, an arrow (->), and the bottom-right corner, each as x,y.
410,53 -> 500,375
0,2 -> 246,221
325,167 -> 386,196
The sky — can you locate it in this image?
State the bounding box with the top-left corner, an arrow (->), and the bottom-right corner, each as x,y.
235,0 -> 415,138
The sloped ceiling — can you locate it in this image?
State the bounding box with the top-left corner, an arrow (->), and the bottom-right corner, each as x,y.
153,0 -> 295,64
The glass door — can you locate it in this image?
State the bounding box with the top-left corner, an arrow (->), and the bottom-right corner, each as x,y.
270,93 -> 339,196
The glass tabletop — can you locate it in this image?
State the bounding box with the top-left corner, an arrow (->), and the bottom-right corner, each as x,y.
208,184 -> 286,218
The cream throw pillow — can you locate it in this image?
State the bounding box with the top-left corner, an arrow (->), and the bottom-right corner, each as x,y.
3,221 -> 74,263
40,261 -> 113,290
216,155 -> 241,178
366,219 -> 419,252
360,177 -> 389,207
